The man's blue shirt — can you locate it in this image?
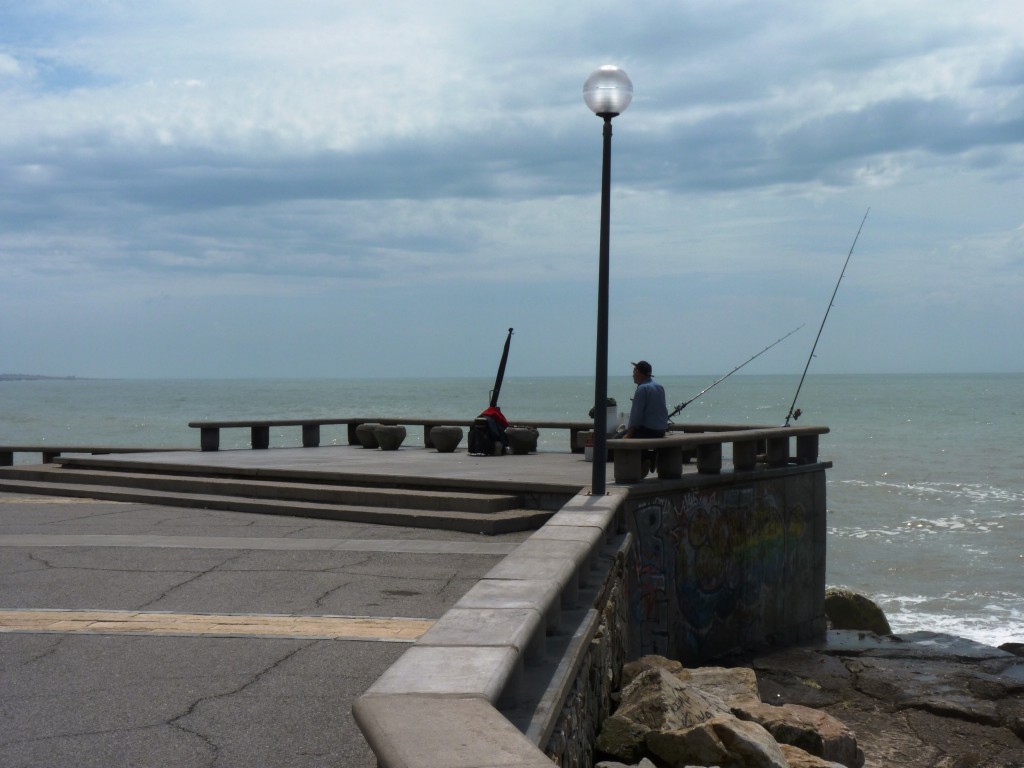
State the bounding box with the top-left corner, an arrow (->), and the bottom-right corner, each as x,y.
628,378 -> 669,432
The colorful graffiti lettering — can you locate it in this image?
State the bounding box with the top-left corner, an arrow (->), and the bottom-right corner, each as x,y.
625,472 -> 824,662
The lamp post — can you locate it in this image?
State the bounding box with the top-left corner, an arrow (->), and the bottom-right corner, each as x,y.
584,64 -> 633,495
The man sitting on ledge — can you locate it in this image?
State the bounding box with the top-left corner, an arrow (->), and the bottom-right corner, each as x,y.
622,360 -> 671,479
624,360 -> 669,477
624,360 -> 669,439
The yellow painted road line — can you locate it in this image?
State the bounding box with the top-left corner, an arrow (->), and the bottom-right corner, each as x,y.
0,496 -> 115,504
0,609 -> 434,642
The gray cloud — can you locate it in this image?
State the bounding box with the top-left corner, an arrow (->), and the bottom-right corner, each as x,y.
2,1 -> 1023,377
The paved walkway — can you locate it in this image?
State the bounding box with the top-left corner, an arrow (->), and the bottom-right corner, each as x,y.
0,491 -> 532,768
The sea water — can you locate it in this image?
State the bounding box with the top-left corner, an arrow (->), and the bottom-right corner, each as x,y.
2,373 -> 1022,646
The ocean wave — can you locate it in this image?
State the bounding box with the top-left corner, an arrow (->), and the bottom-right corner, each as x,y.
876,591 -> 1024,648
827,511 -> 1013,539
828,478 -> 1022,540
837,478 -> 1024,506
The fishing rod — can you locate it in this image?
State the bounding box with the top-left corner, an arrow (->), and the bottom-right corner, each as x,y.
488,328 -> 514,408
784,208 -> 870,426
668,324 -> 804,420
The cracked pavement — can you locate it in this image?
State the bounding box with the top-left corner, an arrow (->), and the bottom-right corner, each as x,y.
0,493 -> 530,767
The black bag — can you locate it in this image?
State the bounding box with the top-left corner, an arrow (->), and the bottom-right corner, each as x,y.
468,415 -> 508,456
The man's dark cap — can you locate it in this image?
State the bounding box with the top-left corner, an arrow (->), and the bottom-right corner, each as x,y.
631,360 -> 652,375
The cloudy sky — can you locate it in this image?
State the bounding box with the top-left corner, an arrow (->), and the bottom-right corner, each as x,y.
2,1 -> 1022,379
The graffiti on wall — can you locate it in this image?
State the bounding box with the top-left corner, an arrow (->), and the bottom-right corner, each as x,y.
627,474 -> 818,661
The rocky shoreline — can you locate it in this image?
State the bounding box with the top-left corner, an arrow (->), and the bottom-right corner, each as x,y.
753,630 -> 1024,768
593,593 -> 1024,768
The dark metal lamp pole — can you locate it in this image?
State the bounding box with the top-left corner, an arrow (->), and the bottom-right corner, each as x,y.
583,65 -> 633,495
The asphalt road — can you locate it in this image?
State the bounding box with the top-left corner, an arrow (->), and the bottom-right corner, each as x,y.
0,493 -> 530,768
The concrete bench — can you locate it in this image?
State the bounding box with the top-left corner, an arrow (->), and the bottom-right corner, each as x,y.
0,446 -> 178,466
606,426 -> 829,483
187,417 -> 595,454
186,418 -> 355,452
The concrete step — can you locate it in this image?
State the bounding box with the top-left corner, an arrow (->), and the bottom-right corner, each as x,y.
0,477 -> 552,535
0,464 -> 521,514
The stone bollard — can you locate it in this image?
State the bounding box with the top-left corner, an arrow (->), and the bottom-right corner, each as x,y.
505,426 -> 540,455
355,423 -> 381,449
429,426 -> 463,453
373,425 -> 407,451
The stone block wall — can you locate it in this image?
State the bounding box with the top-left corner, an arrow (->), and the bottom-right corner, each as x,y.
623,466 -> 828,665
543,544 -> 632,767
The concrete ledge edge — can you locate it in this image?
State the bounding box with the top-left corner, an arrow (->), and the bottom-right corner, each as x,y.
353,488 -> 629,767
353,694 -> 553,768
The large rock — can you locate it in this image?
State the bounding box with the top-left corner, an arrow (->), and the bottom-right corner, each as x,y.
779,744 -> 849,768
751,630 -> 1024,768
750,647 -> 854,708
1000,642 -> 1024,658
622,654 -> 685,687
645,719 -> 731,766
681,666 -> 761,706
600,657 -> 861,766
733,701 -> 863,768
646,714 -> 789,768
623,655 -> 761,706
596,667 -> 732,762
713,716 -> 791,768
823,587 -> 892,635
595,716 -> 652,764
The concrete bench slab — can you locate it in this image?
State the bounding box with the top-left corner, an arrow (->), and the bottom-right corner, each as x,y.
541,488 -> 625,532
418,607 -> 545,661
486,539 -> 586,585
529,523 -> 604,548
607,426 -> 829,483
485,555 -> 577,588
364,645 -> 518,702
485,540 -> 585,608
543,508 -> 618,531
455,578 -> 563,634
353,694 -> 553,768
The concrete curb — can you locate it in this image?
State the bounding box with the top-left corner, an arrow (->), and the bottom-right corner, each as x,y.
353,487 -> 628,767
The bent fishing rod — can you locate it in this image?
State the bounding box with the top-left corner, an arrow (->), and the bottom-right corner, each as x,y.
668,324 -> 804,420
784,208 -> 870,426
488,327 -> 514,408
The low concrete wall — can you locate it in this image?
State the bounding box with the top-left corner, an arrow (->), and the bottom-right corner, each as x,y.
539,463 -> 829,761
353,488 -> 631,768
540,546 -> 631,765
354,461 -> 829,767
623,464 -> 828,664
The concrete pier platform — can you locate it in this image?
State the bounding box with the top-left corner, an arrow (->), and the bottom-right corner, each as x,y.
0,445 -> 603,535
60,443 -> 597,491
1,436 -> 831,768
0,445 -> 607,766
0,486 -> 533,767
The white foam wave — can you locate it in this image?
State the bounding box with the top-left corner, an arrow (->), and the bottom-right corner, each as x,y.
876,591 -> 1024,648
838,478 -> 1024,507
828,505 -> 1018,540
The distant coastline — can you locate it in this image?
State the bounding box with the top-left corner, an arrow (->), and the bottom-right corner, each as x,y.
0,374 -> 81,381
